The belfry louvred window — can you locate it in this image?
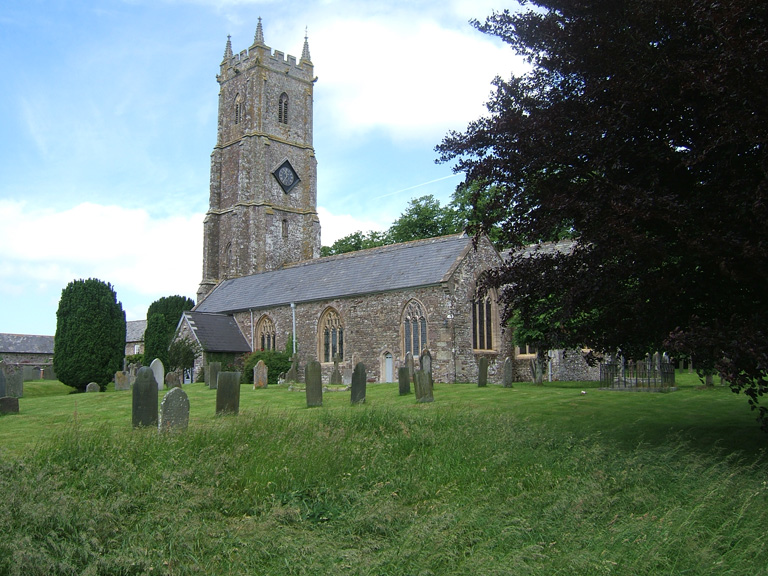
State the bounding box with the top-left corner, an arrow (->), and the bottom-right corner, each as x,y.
278,92 -> 289,124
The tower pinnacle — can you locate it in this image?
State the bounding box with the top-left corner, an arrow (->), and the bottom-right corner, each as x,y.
301,27 -> 312,63
254,17 -> 265,45
223,34 -> 233,60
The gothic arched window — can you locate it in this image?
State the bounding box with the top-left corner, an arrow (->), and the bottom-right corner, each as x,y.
403,299 -> 428,357
234,94 -> 243,125
318,308 -> 343,363
278,92 -> 289,124
472,291 -> 497,351
257,316 -> 276,351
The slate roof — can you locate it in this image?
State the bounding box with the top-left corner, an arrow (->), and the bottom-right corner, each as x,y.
126,320 -> 147,343
182,311 -> 251,353
0,333 -> 55,355
196,233 -> 474,314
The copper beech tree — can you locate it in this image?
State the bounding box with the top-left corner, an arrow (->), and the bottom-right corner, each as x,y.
437,1 -> 768,425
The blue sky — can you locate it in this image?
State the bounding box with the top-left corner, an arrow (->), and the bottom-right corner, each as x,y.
0,0 -> 525,336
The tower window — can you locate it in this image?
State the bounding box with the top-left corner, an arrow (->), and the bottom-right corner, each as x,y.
278,92 -> 289,125
282,219 -> 288,239
234,94 -> 243,125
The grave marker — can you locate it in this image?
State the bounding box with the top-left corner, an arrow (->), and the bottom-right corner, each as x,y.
132,366 -> 159,428
150,358 -> 165,391
216,372 -> 242,415
503,358 -> 514,388
478,356 -> 488,387
160,387 -> 190,431
414,370 -> 434,403
4,366 -> 23,398
398,366 -> 411,395
351,363 -> 366,404
115,371 -> 130,391
0,397 -> 19,415
253,360 -> 268,389
305,360 -> 323,407
86,382 -> 100,393
329,355 -> 342,386
206,362 -> 221,390
420,348 -> 433,389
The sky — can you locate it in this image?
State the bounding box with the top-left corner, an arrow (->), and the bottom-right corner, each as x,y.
0,0 -> 526,336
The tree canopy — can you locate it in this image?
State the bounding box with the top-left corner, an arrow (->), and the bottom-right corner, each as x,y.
143,295 -> 195,370
53,278 -> 126,391
437,1 -> 768,425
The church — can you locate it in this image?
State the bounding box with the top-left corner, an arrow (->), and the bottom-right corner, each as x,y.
176,21 -> 596,384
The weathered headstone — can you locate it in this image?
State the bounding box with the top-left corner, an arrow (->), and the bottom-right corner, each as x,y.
86,382 -> 100,393
132,366 -> 159,428
342,368 -> 353,386
420,348 -> 433,389
216,371 -> 242,415
351,363 -> 366,405
0,397 -> 19,415
165,371 -> 181,389
159,387 -> 190,431
4,366 -> 23,398
478,356 -> 488,387
305,360 -> 323,407
253,360 -> 268,389
285,355 -> 299,383
206,362 -> 221,390
0,366 -> 6,397
405,352 -> 415,382
398,366 -> 411,395
329,355 -> 343,386
502,358 -> 514,388
414,369 -> 434,403
115,371 -> 130,391
150,358 -> 165,391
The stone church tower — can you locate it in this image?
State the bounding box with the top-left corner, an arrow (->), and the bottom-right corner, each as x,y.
198,20 -> 321,302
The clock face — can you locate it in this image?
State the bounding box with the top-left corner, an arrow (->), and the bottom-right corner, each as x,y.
273,161 -> 300,193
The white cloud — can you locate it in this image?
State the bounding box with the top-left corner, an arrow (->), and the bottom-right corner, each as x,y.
317,206 -> 388,246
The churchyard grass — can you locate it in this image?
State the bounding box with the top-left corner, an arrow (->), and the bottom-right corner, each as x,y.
0,372 -> 765,574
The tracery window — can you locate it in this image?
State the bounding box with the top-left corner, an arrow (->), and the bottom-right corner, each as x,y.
257,316 -> 276,351
319,308 -> 343,363
472,292 -> 497,351
278,92 -> 289,124
403,299 -> 428,357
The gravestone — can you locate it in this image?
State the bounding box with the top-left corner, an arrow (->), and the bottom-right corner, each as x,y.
0,397 -> 19,415
206,362 -> 221,390
159,387 -> 190,432
253,360 -> 268,389
329,355 -> 343,386
0,366 -> 6,397
285,355 -> 299,383
86,382 -> 100,393
115,371 -> 130,391
150,358 -> 165,391
4,366 -> 23,398
42,366 -> 56,380
405,352 -> 415,382
342,368 -> 353,386
414,370 -> 434,403
351,363 -> 366,405
478,356 -> 488,387
398,366 -> 411,395
502,358 -> 514,388
420,348 -> 433,389
216,372 -> 242,415
165,371 -> 181,389
305,360 -> 323,407
132,366 -> 159,428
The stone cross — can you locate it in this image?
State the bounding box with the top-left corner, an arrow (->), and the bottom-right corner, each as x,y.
414,369 -> 433,403
398,366 -> 411,396
150,358 -> 165,391
159,387 -> 190,432
305,360 -> 323,407
216,371 -> 242,415
478,356 -> 488,387
253,360 -> 268,389
502,357 -> 514,388
285,355 -> 299,383
351,362 -> 366,405
329,354 -> 342,386
132,366 -> 159,428
206,362 -> 221,390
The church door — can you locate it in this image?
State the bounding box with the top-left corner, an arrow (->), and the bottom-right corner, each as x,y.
384,352 -> 394,383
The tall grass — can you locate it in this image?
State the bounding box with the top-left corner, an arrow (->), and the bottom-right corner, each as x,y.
0,376 -> 766,575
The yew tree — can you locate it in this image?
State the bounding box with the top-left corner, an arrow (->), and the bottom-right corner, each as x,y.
437,1 -> 768,424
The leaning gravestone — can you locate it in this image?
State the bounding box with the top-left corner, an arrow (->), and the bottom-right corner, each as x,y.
206,362 -> 221,390
115,371 -> 130,391
398,366 -> 411,395
503,358 -> 514,388
351,363 -> 366,405
420,348 -> 433,389
0,366 -> 6,397
414,370 -> 434,403
150,358 -> 165,391
86,382 -> 100,393
305,360 -> 323,407
253,360 -> 268,389
132,367 -> 159,428
159,387 -> 190,432
0,397 -> 19,415
284,355 -> 299,383
216,371 -> 242,415
4,366 -> 23,398
478,356 -> 488,387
